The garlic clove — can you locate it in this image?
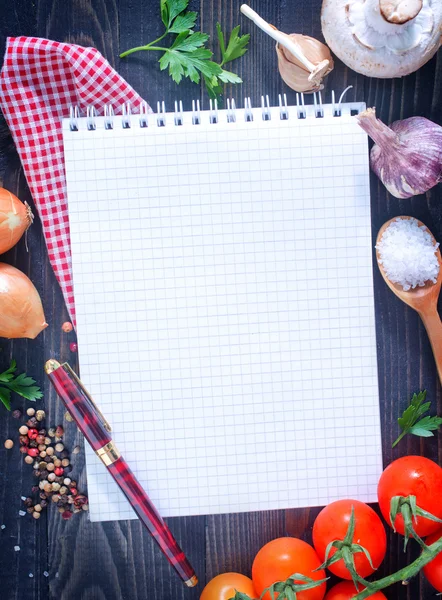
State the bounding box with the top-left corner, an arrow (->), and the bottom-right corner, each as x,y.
276,33 -> 334,92
380,0 -> 423,24
241,4 -> 333,92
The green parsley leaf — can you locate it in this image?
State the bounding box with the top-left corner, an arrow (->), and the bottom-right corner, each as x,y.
168,11 -> 197,34
218,69 -> 243,84
0,388 -> 11,411
160,0 -> 169,27
0,360 -> 43,410
166,0 -> 189,26
120,1 -> 249,99
217,23 -> 250,65
393,391 -> 442,447
171,31 -> 209,52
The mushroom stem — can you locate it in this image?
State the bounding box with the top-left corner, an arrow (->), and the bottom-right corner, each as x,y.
240,4 -> 330,84
379,0 -> 423,24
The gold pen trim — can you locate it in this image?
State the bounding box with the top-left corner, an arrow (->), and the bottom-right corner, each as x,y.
184,575 -> 198,588
96,441 -> 121,466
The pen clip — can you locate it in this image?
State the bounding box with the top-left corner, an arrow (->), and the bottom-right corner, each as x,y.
62,362 -> 112,432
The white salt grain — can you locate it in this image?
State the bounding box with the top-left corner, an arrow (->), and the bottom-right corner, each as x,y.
43,571 -> 49,578
14,546 -> 20,552
376,217 -> 440,291
18,510 -> 26,517
1,524 -> 5,530
29,573 -> 33,578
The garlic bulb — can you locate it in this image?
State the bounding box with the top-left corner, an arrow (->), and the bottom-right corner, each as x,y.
0,263 -> 48,339
241,5 -> 333,92
356,108 -> 442,198
321,0 -> 442,78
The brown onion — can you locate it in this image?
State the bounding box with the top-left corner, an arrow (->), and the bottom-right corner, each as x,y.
0,188 -> 33,255
0,263 -> 48,339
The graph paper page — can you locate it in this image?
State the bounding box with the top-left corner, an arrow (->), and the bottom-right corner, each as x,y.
63,103 -> 382,521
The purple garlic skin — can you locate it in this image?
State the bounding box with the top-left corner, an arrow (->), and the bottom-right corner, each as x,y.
357,108 -> 442,199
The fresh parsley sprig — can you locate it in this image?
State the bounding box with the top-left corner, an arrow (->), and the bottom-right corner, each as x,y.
0,360 -> 43,410
120,0 -> 249,99
392,390 -> 442,448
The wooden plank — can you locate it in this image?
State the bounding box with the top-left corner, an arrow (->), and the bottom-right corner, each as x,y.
0,0 -> 441,598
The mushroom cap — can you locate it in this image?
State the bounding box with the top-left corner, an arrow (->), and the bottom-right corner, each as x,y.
321,0 -> 442,78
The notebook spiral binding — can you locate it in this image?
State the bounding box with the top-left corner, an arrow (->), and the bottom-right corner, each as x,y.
69,86 -> 356,132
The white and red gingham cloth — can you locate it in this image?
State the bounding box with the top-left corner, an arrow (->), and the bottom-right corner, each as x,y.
0,37 -> 147,324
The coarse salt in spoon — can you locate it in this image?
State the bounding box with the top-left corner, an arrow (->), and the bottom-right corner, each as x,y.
376,216 -> 442,385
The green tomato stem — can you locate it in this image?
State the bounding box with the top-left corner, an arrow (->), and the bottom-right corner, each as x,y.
353,536 -> 442,599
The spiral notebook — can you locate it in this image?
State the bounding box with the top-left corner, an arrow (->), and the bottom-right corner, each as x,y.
62,94 -> 382,521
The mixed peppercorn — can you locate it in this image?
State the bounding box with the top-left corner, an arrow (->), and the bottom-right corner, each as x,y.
7,407 -> 88,520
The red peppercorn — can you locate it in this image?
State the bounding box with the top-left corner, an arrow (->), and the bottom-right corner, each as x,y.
27,428 -> 39,440
27,448 -> 39,457
69,342 -> 78,353
19,446 -> 28,454
36,435 -> 46,445
55,426 -> 64,438
61,510 -> 73,520
54,467 -> 64,477
19,435 -> 29,446
70,487 -> 78,496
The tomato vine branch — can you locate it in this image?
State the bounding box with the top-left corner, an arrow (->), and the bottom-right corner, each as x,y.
353,535 -> 442,599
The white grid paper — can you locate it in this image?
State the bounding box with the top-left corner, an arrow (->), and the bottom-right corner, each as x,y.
63,102 -> 382,521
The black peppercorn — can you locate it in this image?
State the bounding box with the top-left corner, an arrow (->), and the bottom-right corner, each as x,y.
12,409 -> 22,419
59,494 -> 69,504
26,417 -> 38,428
40,470 -> 48,480
26,506 -> 34,514
39,429 -> 46,436
29,440 -> 38,448
24,497 -> 33,507
40,499 -> 48,508
31,486 -> 39,494
39,492 -> 48,500
33,470 -> 41,478
60,449 -> 69,459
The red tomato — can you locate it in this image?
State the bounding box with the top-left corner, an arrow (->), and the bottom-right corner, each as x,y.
377,456 -> 442,537
324,581 -> 387,599
252,537 -> 327,600
313,499 -> 387,579
200,573 -> 258,600
423,530 -> 442,592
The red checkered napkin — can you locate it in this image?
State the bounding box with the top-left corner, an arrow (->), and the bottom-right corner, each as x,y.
0,37 -> 147,324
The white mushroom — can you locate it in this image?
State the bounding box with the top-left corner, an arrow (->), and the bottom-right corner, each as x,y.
321,0 -> 442,78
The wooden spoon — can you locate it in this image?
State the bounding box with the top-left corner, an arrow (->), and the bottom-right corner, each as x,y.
376,216 -> 442,385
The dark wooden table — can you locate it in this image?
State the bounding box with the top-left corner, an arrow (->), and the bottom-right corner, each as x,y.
0,1 -> 441,599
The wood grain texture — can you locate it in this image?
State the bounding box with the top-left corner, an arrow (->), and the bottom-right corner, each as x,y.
0,0 -> 441,598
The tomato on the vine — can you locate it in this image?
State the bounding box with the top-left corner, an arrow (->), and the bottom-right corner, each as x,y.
324,581 -> 387,600
377,456 -> 442,537
312,499 -> 387,579
200,572 -> 258,600
423,530 -> 442,592
252,537 -> 326,600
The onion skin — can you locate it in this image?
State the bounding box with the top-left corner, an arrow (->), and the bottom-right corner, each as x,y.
0,188 -> 33,254
0,263 -> 48,339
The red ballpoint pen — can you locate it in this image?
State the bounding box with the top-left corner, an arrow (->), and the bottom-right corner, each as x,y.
44,359 -> 198,587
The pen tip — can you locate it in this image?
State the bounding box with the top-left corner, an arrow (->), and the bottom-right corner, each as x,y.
45,359 -> 61,374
